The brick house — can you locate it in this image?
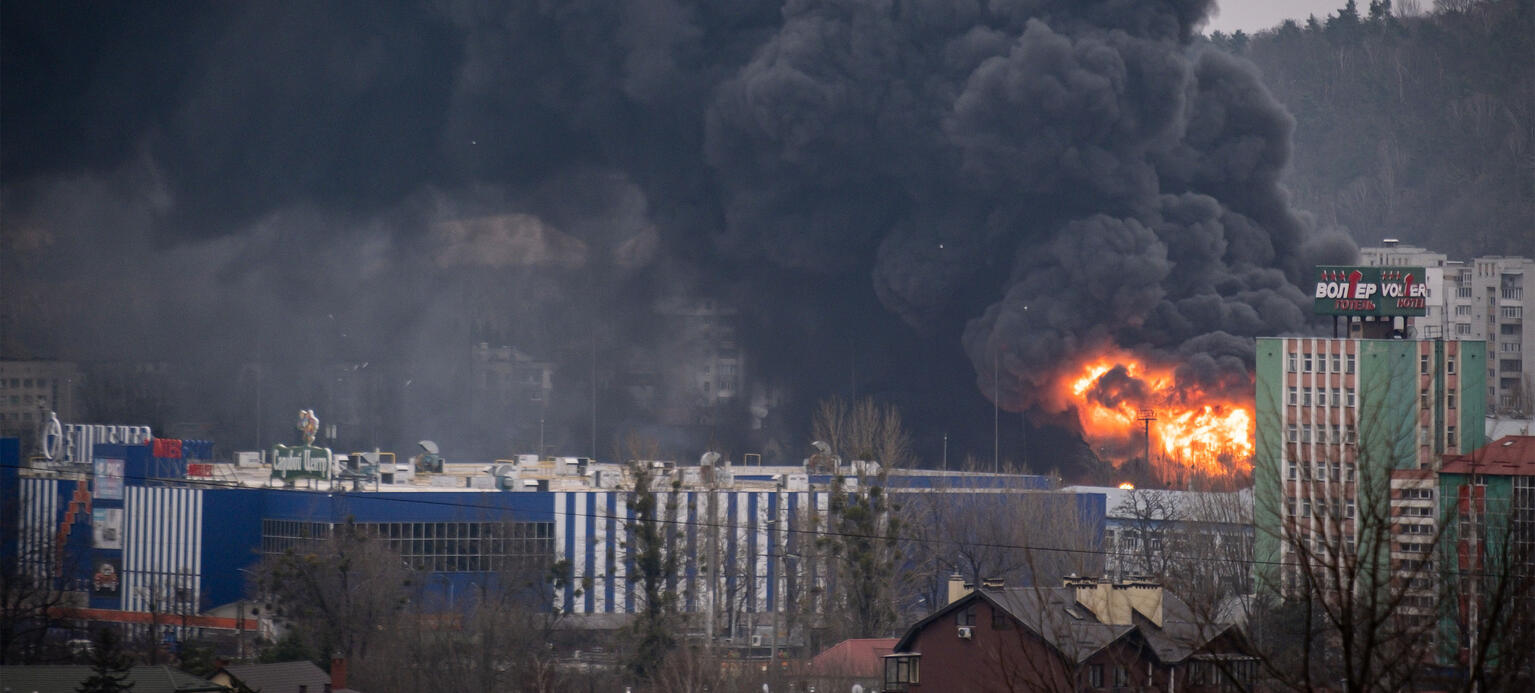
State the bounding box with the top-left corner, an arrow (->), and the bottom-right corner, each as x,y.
882,577 -> 1258,692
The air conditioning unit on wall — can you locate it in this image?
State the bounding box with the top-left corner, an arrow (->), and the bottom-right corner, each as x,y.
957,626 -> 974,640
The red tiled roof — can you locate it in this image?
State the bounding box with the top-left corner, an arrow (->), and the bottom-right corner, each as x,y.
808,638 -> 899,678
1441,436 -> 1535,476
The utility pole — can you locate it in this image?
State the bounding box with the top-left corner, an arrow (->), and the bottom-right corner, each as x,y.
994,348 -> 1000,474
1137,409 -> 1157,469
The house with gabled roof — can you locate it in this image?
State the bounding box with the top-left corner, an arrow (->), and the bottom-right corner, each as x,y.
881,576 -> 1259,692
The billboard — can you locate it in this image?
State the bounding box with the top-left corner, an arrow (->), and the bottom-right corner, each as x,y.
93,508 -> 124,550
271,444 -> 332,481
93,457 -> 125,499
1313,266 -> 1428,317
91,558 -> 122,598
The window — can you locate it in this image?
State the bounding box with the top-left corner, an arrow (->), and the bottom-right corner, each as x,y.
1114,665 -> 1128,687
1331,354 -> 1341,372
1347,500 -> 1355,518
1448,426 -> 1457,448
1503,286 -> 1523,300
1288,387 -> 1297,405
1346,354 -> 1356,374
1332,387 -> 1341,406
1447,358 -> 1456,374
980,597 -> 1012,628
956,604 -> 976,626
1502,306 -> 1523,319
1457,323 -> 1472,336
1089,664 -> 1104,688
1458,286 -> 1472,298
1421,388 -> 1429,409
1448,390 -> 1456,409
885,655 -> 920,689
1346,387 -> 1356,407
1318,354 -> 1328,373
1304,354 -> 1313,372
1303,389 -> 1312,406
1288,354 -> 1297,372
1302,425 -> 1312,443
1421,355 -> 1430,374
1287,424 -> 1298,443
1288,462 -> 1296,479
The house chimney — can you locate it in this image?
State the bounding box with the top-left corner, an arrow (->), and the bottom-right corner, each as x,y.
946,573 -> 971,605
330,656 -> 347,691
1067,576 -> 1164,627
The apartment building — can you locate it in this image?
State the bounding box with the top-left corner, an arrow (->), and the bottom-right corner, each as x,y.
1253,336 -> 1486,598
1362,241 -> 1532,415
0,360 -> 82,448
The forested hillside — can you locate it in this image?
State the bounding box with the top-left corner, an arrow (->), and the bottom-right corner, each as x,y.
1211,0 -> 1533,256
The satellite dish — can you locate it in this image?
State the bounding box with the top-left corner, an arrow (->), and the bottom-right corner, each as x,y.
700,451 -> 721,467
418,440 -> 440,455
811,440 -> 831,455
359,451 -> 380,465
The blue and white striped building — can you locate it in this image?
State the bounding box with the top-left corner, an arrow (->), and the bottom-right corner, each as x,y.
2,439 -> 1106,634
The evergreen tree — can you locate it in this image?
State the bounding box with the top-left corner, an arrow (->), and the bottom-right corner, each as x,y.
620,439 -> 681,682
76,628 -> 134,693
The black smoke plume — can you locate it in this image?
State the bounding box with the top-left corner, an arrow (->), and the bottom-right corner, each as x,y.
1,0 -> 1352,472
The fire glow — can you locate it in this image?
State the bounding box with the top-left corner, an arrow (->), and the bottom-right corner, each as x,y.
1058,349 -> 1254,478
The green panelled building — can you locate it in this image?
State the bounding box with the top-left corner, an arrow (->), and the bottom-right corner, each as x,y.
1254,336 -> 1486,596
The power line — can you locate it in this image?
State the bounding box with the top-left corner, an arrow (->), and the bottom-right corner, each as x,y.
3,461 -> 1528,579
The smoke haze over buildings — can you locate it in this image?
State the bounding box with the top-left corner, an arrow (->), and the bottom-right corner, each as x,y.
0,0 -> 1354,475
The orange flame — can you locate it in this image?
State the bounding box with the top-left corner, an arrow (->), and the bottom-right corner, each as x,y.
1056,348 -> 1253,479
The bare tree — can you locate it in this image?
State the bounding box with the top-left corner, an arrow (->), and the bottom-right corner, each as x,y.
0,509 -> 79,664
382,553 -> 567,693
251,521 -> 412,678
1249,350 -> 1474,692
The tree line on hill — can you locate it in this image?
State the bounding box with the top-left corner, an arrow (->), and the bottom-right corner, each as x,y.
1209,0 -> 1532,258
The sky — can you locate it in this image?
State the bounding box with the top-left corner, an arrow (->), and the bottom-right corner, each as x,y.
1205,0 -> 1362,34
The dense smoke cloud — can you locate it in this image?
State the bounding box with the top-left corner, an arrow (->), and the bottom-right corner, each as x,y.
1,0 -> 1351,468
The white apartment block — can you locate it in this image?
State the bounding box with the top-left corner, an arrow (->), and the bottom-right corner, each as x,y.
0,359 -> 82,446
1362,240 -> 1532,415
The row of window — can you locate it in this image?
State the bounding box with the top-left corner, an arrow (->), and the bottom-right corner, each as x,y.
1187,659 -> 1258,689
260,519 -> 556,573
1288,498 -> 1356,519
1288,385 -> 1356,408
1288,461 -> 1355,482
1084,663 -> 1130,688
1287,352 -> 1355,374
1399,523 -> 1434,535
1419,388 -> 1459,410
1421,354 -> 1458,375
0,378 -> 58,389
1286,423 -> 1357,444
